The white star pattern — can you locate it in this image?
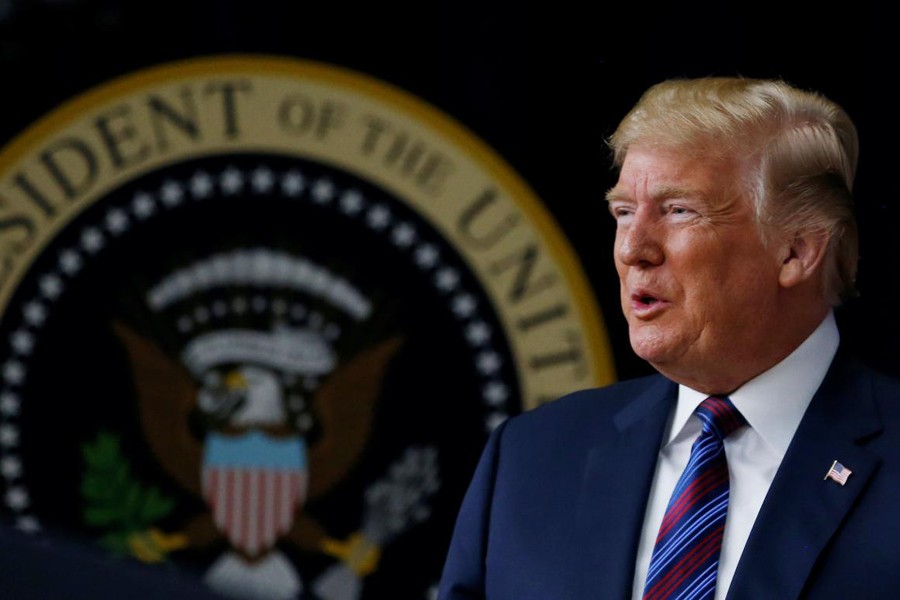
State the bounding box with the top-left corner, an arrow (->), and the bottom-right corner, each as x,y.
296,414 -> 314,430
194,306 -> 210,323
451,294 -> 477,317
80,228 -> 104,253
465,322 -> 492,345
288,394 -> 304,410
58,250 -> 82,275
0,165 -> 526,537
0,393 -> 20,416
0,424 -> 19,447
232,297 -> 248,314
312,179 -> 335,203
15,516 -> 40,533
190,171 -> 214,198
414,244 -> 439,268
11,331 -> 35,355
39,275 -> 63,300
391,223 -> 416,247
5,487 -> 29,510
132,192 -> 156,218
476,351 -> 501,374
486,412 -> 509,431
435,268 -> 460,291
366,205 -> 391,229
177,316 -> 193,332
252,167 -> 276,193
23,302 -> 46,326
105,209 -> 129,235
282,170 -> 305,196
220,167 -> 244,195
3,361 -> 25,385
212,301 -> 228,317
339,190 -> 364,214
1,456 -> 22,478
160,180 -> 184,206
483,381 -> 509,405
271,299 -> 288,315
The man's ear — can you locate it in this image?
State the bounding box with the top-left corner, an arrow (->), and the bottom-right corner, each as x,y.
778,230 -> 829,288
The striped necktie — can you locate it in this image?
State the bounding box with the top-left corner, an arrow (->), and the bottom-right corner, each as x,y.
642,395 -> 747,600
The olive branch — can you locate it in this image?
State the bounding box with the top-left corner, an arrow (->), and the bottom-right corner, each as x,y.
80,432 -> 176,557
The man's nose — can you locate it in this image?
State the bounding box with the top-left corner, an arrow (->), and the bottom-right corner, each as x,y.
616,210 -> 664,267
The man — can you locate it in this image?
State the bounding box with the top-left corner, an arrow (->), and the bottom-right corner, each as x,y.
437,77 -> 900,599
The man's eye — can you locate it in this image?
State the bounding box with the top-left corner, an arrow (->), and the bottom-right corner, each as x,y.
668,205 -> 692,215
608,204 -> 631,219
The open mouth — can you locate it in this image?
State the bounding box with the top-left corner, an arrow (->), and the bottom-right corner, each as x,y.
632,293 -> 659,306
630,291 -> 667,317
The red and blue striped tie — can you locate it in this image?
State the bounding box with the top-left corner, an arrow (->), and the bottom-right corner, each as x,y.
642,396 -> 746,600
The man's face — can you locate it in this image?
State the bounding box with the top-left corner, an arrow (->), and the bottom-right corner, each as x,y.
607,145 -> 786,391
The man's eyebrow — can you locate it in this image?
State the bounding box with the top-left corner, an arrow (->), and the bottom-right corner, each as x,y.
653,185 -> 698,201
605,184 -> 698,204
605,188 -> 629,204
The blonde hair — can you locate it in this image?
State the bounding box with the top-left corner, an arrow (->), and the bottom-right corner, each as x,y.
609,77 -> 859,305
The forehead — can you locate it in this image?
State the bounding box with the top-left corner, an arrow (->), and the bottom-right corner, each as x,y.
607,145 -> 742,203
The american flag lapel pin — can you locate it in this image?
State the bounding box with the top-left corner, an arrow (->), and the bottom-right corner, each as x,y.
824,460 -> 852,486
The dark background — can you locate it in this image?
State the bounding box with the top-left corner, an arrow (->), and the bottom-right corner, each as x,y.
0,1 -> 892,380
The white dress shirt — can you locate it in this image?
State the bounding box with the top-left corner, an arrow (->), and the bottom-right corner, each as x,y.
631,311 -> 840,600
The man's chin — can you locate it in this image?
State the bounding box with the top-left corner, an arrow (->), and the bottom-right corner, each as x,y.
628,326 -> 679,365
631,346 -> 672,367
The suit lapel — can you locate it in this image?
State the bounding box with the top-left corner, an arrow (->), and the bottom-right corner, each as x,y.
573,377 -> 677,600
727,355 -> 883,600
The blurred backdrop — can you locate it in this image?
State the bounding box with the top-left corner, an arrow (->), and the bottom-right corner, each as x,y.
0,2 -> 889,599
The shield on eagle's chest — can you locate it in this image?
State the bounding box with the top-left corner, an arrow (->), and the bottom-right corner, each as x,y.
201,431 -> 308,557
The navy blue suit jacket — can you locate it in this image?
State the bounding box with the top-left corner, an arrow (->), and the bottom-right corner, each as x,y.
438,352 -> 900,599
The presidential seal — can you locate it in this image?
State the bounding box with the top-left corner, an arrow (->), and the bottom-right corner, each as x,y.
0,56 -> 615,599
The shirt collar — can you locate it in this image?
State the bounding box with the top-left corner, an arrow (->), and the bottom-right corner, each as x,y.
671,311 -> 840,456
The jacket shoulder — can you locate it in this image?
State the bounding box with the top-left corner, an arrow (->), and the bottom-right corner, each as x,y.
500,374 -> 670,440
